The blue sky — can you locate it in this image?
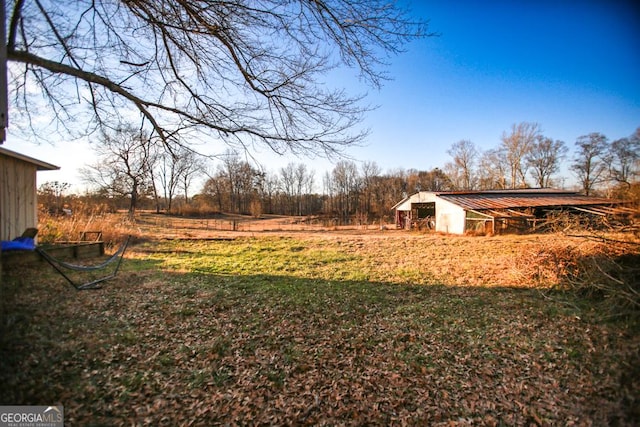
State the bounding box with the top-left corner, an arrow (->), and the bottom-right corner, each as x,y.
9,0 -> 640,191
344,0 -> 640,175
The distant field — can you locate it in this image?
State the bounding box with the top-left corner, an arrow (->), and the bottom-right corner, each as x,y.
1,214 -> 638,425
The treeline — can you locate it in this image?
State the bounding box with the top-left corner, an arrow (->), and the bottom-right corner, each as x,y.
38,123 -> 639,223
195,158 -> 452,223
38,160 -> 452,224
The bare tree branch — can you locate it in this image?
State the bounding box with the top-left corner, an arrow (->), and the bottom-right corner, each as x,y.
7,0 -> 430,159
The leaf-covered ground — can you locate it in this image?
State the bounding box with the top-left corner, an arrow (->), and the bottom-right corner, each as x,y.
1,232 -> 639,426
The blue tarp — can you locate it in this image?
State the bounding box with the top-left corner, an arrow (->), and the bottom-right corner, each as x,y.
1,236 -> 36,251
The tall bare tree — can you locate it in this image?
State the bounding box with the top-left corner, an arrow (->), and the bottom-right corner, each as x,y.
405,168 -> 451,193
500,122 -> 541,188
295,164 -> 315,216
7,0 -> 429,157
257,171 -> 280,215
280,162 -> 314,216
571,132 -> 609,196
330,160 -> 360,223
177,150 -> 206,204
81,126 -> 154,216
154,147 -> 205,211
421,168 -> 452,191
155,148 -> 181,212
525,136 -> 568,188
360,161 -> 381,218
280,163 -> 298,216
219,152 -> 261,214
608,129 -> 640,189
201,175 -> 227,212
446,139 -> 479,190
368,172 -> 404,220
477,149 -> 507,190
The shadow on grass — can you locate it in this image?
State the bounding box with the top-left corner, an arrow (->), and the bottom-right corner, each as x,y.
1,256 -> 638,426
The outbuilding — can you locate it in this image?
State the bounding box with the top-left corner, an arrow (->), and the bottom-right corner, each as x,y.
1,146 -> 59,242
392,189 -> 632,235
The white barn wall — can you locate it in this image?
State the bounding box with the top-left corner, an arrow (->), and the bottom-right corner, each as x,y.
394,192 -> 468,234
412,192 -> 438,203
393,192 -> 438,211
393,198 -> 412,211
434,198 -> 466,235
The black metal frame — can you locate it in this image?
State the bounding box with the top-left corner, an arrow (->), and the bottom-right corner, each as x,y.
36,236 -> 130,290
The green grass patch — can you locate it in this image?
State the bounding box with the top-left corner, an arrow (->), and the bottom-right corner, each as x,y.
1,234 -> 638,425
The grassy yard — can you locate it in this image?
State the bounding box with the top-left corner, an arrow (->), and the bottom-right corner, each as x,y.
1,229 -> 639,426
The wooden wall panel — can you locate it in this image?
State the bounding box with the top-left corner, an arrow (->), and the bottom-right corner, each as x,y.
1,156 -> 37,241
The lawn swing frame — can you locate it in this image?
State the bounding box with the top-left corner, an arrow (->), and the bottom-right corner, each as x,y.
36,235 -> 131,290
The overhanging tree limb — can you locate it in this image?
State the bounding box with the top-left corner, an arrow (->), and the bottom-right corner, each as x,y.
6,0 -> 430,158
9,49 -> 172,144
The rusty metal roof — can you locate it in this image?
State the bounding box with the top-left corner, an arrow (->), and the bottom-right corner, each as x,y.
435,190 -> 621,211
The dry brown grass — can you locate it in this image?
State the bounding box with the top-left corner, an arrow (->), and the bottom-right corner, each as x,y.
38,211 -> 639,291
37,209 -> 134,250
2,211 -> 632,425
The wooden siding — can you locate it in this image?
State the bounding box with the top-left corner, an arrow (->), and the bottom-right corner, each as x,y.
1,155 -> 38,241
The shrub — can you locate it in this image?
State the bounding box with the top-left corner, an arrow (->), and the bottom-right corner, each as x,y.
522,234 -> 640,320
37,207 -> 134,250
172,201 -> 220,218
